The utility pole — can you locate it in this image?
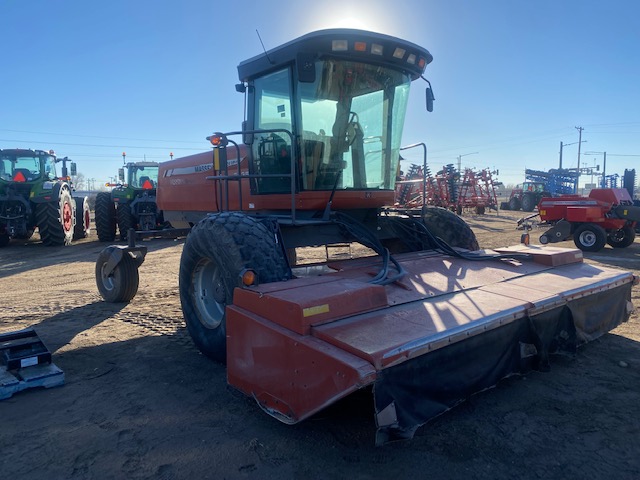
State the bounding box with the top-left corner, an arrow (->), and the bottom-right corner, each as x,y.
457,152 -> 479,172
575,126 -> 583,193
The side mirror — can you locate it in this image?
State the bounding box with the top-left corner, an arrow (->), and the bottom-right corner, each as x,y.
426,87 -> 435,112
118,168 -> 125,183
70,162 -> 77,176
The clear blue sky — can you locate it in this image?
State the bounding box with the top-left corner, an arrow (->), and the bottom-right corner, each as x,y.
2,0 -> 639,189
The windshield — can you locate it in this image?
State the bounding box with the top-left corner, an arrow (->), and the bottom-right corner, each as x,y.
128,165 -> 159,188
298,59 -> 411,191
0,152 -> 53,182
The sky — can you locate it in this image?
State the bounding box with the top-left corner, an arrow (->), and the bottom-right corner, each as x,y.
2,0 -> 639,189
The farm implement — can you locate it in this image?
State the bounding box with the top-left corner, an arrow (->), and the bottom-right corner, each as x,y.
95,29 -> 635,444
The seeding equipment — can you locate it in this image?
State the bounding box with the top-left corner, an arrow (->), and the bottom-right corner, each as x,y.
96,29 -> 635,444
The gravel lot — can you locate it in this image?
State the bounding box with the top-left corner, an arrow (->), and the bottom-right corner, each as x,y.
1,210 -> 638,480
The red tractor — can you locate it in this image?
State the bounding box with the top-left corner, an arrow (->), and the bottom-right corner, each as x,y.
534,188 -> 639,252
95,29 -> 634,444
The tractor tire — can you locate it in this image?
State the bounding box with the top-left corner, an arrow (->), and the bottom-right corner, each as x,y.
521,193 -> 537,212
421,206 -> 480,251
179,212 -> 291,363
36,188 -> 75,246
0,233 -> 9,247
500,201 -> 510,211
607,226 -> 635,248
95,192 -> 116,242
573,223 -> 607,252
509,197 -> 521,211
73,196 -> 91,240
116,203 -> 135,241
95,246 -> 140,303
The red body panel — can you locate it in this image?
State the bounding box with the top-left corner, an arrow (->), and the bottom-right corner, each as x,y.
157,149 -> 394,224
538,188 -> 632,230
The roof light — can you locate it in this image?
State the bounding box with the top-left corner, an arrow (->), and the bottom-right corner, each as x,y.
418,57 -> 426,69
371,43 -> 383,55
354,41 -> 367,52
393,47 -> 406,59
407,54 -> 416,65
332,40 -> 348,51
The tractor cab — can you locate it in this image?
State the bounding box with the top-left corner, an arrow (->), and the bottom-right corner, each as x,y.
211,29 -> 434,209
119,162 -> 159,190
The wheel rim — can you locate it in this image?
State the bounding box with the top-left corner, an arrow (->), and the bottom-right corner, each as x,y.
84,208 -> 91,230
579,230 -> 597,247
193,258 -> 226,329
100,263 -> 115,292
62,201 -> 73,231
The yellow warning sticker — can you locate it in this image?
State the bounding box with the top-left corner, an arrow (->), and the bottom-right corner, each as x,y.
303,304 -> 330,317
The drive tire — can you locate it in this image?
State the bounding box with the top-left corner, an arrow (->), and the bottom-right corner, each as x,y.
95,246 -> 140,303
116,203 -> 135,241
573,223 -> 607,252
607,226 -> 635,248
73,196 -> 91,240
179,212 -> 290,363
36,187 -> 75,246
95,192 -> 116,242
521,193 -> 537,212
421,206 -> 480,251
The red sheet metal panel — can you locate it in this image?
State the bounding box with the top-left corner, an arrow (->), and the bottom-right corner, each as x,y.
566,206 -> 605,222
226,306 -> 377,423
312,289 -> 529,368
233,278 -> 388,335
493,244 -> 583,266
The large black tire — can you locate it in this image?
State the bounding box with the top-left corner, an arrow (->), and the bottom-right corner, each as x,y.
116,203 -> 135,241
607,226 -> 635,248
421,206 -> 480,251
95,246 -> 140,303
36,187 -> 75,246
0,233 -> 9,247
95,192 -> 116,242
521,192 -> 537,212
509,196 -> 521,211
179,212 -> 291,363
573,223 -> 607,252
73,196 -> 91,240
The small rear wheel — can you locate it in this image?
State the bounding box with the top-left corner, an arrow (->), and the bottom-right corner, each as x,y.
95,247 -> 140,303
573,223 -> 607,252
607,226 -> 635,248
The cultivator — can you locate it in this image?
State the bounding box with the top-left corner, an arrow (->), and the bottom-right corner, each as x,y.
395,164 -> 498,214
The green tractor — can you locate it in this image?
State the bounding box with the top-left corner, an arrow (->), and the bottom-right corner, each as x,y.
0,148 -> 90,247
94,161 -> 165,241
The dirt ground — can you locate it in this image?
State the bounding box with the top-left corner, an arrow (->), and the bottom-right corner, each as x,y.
1,210 -> 639,480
